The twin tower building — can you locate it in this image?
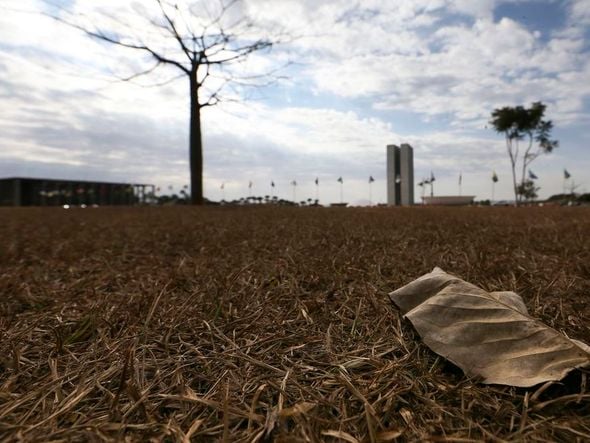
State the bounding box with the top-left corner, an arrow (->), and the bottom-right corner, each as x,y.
386,144 -> 414,206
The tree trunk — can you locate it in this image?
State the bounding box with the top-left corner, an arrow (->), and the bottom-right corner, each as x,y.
511,159 -> 519,206
519,134 -> 533,202
189,67 -> 204,205
507,137 -> 519,206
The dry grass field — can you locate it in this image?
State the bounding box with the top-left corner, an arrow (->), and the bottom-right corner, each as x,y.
1,206 -> 589,442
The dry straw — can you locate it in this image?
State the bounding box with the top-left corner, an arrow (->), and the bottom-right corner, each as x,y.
1,206 -> 589,441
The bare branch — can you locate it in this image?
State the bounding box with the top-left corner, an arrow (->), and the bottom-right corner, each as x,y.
135,73 -> 186,88
197,62 -> 212,86
204,40 -> 273,65
208,0 -> 241,29
200,87 -> 224,107
155,0 -> 194,62
231,61 -> 293,82
117,61 -> 162,82
44,11 -> 191,75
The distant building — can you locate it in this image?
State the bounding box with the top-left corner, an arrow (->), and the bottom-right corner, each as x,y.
387,143 -> 414,206
0,177 -> 154,207
422,196 -> 475,206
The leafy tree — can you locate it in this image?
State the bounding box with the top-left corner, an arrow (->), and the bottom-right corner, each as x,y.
49,1 -> 284,205
490,102 -> 558,205
516,180 -> 539,202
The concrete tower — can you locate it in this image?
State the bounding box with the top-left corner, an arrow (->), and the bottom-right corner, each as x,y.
387,143 -> 414,206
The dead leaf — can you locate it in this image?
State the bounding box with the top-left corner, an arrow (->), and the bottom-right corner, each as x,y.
390,267 -> 590,387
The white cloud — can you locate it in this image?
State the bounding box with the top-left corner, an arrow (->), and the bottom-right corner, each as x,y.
570,0 -> 590,25
448,0 -> 497,20
298,9 -> 589,126
0,0 -> 588,204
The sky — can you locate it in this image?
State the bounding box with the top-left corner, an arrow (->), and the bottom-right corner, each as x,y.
0,0 -> 589,204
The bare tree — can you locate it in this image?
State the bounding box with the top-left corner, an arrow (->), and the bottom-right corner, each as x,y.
47,0 -> 284,204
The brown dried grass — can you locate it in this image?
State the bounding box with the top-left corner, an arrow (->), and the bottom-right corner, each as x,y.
1,206 -> 589,442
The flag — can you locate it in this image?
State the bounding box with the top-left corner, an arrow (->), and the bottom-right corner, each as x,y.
430,171 -> 435,182
458,172 -> 462,186
418,180 -> 424,187
315,177 -> 319,185
337,177 -> 343,183
220,183 -> 224,189
291,180 -> 297,186
564,169 -> 571,179
492,171 -> 498,183
528,170 -> 538,180
248,181 -> 253,189
271,181 -> 275,188
369,176 -> 375,183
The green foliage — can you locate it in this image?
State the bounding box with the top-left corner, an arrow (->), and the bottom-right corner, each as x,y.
490,102 -> 557,154
516,180 -> 539,202
547,193 -> 577,202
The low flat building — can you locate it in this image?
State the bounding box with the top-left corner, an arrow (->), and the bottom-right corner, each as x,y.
0,177 -> 154,207
422,195 -> 475,206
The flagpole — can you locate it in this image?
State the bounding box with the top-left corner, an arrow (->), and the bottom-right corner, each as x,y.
368,176 -> 375,206
492,182 -> 495,203
430,171 -> 435,197
315,179 -> 319,203
459,171 -> 462,196
340,182 -> 343,203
